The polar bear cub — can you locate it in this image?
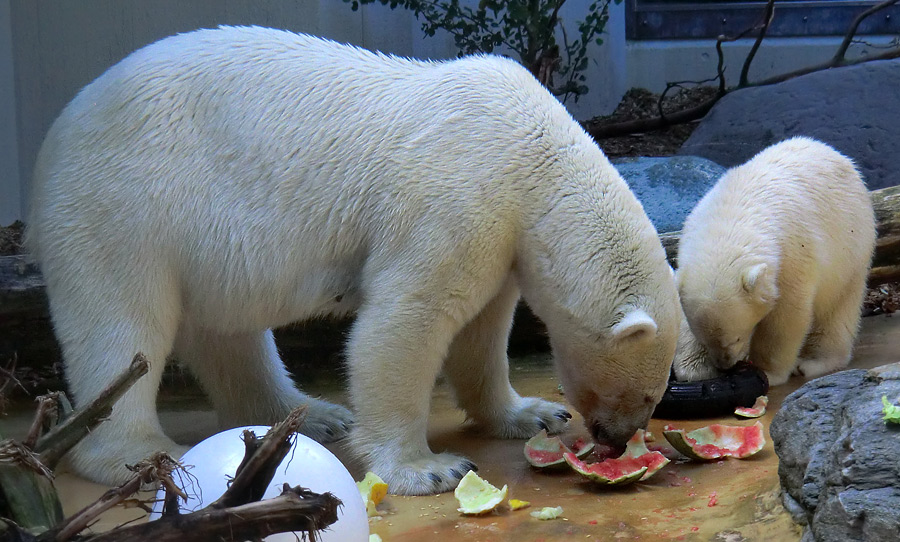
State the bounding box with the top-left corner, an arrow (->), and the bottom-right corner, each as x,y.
27,27 -> 681,495
676,137 -> 875,386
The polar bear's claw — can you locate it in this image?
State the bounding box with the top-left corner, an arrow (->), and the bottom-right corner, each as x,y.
375,452 -> 478,495
479,396 -> 571,439
297,398 -> 355,443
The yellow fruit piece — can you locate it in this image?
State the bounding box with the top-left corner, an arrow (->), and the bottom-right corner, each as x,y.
454,470 -> 508,515
357,472 -> 388,517
530,506 -> 564,520
509,498 -> 531,510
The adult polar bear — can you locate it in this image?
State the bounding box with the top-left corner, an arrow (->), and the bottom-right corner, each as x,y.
28,26 -> 680,495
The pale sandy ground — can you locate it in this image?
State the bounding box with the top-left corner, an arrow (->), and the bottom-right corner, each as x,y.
3,314 -> 899,541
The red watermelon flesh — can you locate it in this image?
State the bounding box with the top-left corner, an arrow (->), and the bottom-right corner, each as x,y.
524,429 -> 595,468
663,421 -> 765,460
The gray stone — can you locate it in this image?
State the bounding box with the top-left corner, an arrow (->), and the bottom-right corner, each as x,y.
770,366 -> 900,541
612,156 -> 724,234
679,59 -> 900,190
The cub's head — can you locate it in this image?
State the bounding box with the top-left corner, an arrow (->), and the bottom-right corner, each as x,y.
547,302 -> 679,450
676,262 -> 777,369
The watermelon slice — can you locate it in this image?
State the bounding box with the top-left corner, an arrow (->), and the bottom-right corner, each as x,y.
454,470 -> 508,515
734,395 -> 768,418
563,429 -> 669,485
564,452 -> 648,486
524,429 -> 595,468
620,429 -> 670,480
663,421 -> 766,460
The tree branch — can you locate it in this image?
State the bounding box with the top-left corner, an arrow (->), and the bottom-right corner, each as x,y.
834,0 -> 900,63
82,486 -> 341,542
739,0 -> 777,86
210,405 -> 308,509
46,453 -> 177,542
34,354 -> 150,469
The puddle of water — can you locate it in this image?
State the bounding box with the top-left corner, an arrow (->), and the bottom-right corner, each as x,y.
3,314 -> 898,540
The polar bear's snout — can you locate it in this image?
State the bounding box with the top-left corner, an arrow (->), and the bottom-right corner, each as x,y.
589,416 -> 646,451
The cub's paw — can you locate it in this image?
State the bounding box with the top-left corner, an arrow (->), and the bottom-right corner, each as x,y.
672,359 -> 722,382
299,398 -> 354,443
374,453 -> 478,496
480,396 -> 571,439
796,357 -> 847,380
764,368 -> 792,387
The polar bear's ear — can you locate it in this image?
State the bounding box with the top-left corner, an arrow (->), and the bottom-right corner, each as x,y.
611,309 -> 658,341
741,263 -> 776,302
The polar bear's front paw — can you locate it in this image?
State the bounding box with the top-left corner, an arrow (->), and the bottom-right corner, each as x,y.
299,398 -> 354,443
479,396 -> 571,439
374,452 -> 478,496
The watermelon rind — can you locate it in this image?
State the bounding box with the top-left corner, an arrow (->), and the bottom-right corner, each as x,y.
663,421 -> 766,460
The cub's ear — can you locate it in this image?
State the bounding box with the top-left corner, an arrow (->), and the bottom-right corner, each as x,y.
611,309 -> 658,341
741,263 -> 777,302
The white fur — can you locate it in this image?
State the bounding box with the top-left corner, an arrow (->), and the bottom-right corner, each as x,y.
676,137 -> 876,386
27,26 -> 680,495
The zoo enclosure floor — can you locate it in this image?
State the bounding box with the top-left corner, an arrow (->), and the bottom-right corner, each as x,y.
4,314 -> 900,541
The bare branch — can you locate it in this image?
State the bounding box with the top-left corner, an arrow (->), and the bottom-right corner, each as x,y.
34,354 -> 150,469
82,486 -> 341,542
834,0 -> 900,63
751,45 -> 900,87
0,354 -> 23,416
48,453 -> 179,542
586,96 -> 719,138
23,394 -> 61,450
740,0 -> 777,86
210,405 -> 308,509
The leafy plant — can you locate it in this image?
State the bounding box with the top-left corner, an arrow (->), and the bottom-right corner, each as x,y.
343,0 -> 620,102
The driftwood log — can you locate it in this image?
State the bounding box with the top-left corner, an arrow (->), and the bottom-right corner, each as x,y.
0,362 -> 341,542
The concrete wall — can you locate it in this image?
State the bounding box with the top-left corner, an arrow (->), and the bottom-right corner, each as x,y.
626,35 -> 899,93
0,0 -> 19,226
4,0 -> 462,226
5,0 -> 630,224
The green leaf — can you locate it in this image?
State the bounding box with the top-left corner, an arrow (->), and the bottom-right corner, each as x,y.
882,395 -> 900,424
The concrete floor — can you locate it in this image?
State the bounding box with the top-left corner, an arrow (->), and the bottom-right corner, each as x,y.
4,313 -> 900,541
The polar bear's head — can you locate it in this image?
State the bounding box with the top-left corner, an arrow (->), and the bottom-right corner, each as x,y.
544,301 -> 680,450
676,262 -> 777,369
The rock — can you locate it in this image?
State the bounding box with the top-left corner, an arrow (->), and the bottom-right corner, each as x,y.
612,156 -> 724,233
679,59 -> 900,190
770,366 -> 900,541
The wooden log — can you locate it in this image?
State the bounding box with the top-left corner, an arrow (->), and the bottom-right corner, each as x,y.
0,443 -> 63,536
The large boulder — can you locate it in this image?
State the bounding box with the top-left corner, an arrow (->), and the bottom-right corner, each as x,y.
612,156 -> 724,233
680,59 -> 900,190
770,365 -> 900,541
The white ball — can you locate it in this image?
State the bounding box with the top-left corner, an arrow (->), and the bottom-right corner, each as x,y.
148,426 -> 369,542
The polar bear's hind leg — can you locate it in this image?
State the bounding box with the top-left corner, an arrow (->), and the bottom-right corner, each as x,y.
796,281 -> 867,379
173,325 -> 354,441
49,268 -> 183,485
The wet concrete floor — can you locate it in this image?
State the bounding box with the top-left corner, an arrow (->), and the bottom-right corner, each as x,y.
4,313 -> 900,540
